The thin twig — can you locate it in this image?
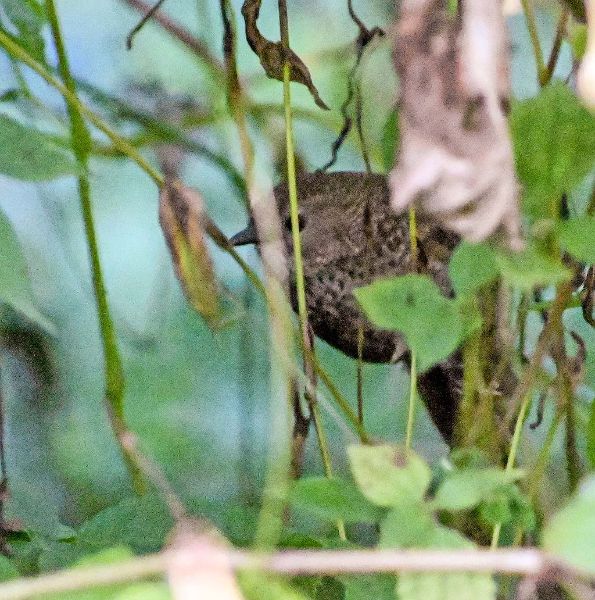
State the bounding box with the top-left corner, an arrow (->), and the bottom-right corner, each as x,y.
45,0 -> 145,492
120,432 -> 187,520
126,0 -> 167,49
0,545 -> 590,600
504,281 -> 573,427
355,86 -> 371,173
220,0 -> 254,207
541,8 -> 569,86
318,0 -> 383,172
121,0 -> 224,75
520,0 -> 546,83
217,0 -> 294,548
405,207 -> 418,450
0,30 -> 162,184
491,390 -> 532,548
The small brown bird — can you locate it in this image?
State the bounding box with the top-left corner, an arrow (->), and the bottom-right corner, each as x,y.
230,171 -> 462,443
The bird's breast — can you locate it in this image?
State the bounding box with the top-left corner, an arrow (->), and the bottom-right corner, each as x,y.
289,249 -> 409,363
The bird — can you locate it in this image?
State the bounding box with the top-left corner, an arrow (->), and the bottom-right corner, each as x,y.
230,171 -> 462,443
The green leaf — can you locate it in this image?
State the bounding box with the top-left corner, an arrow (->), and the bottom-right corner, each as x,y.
2,0 -> 46,62
448,242 -> 499,296
43,547 -> 136,600
495,247 -> 571,290
432,468 -> 523,512
291,477 -> 382,523
0,555 -> 19,582
354,275 -> 464,371
569,24 -> 588,60
5,480 -> 74,540
340,574 -> 395,600
78,495 -> 174,554
543,476 -> 595,574
397,570 -> 495,600
396,527 -> 496,600
478,493 -> 512,527
0,209 -> 55,332
2,0 -> 45,30
239,571 -> 312,600
0,115 -> 78,181
381,110 -> 399,172
113,583 -> 171,600
315,577 -> 345,600
379,503 -> 436,549
510,83 -> 595,217
558,216 -> 595,263
347,445 -> 431,507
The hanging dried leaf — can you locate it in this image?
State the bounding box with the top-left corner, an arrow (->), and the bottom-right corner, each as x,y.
159,179 -> 221,328
390,0 -> 522,249
241,0 -> 329,110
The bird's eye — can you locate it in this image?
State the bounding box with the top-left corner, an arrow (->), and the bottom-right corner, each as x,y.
284,213 -> 306,231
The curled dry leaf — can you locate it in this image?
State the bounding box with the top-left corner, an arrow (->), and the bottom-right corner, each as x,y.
390,0 -> 522,249
159,179 -> 221,328
241,0 -> 329,110
166,518 -> 244,600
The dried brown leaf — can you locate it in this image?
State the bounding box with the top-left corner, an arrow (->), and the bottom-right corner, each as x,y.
159,179 -> 221,328
241,0 -> 329,110
390,0 -> 522,249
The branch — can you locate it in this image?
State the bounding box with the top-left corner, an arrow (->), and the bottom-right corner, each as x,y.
121,0 -> 224,76
0,545 -> 590,600
45,0 -> 145,492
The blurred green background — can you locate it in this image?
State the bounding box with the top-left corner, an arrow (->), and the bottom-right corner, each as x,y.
0,0 -> 586,545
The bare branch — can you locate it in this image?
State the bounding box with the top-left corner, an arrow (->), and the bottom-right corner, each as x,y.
1,544 -> 592,600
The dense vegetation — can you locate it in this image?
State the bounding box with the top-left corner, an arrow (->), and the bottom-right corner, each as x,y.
0,0 -> 593,598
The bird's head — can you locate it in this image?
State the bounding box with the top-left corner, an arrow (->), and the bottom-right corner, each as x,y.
229,172 -> 389,272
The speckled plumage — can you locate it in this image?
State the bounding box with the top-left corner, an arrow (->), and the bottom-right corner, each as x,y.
233,171 -> 463,442
273,172 -> 457,364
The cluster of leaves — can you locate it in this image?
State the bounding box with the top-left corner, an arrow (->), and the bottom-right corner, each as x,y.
288,445 -> 595,599
1,445 -> 592,600
357,83 -> 594,375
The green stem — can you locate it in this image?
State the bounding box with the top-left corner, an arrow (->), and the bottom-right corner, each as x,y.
0,29 -> 162,185
520,0 -> 546,83
45,0 -> 145,492
405,353 -> 417,451
405,207 -> 418,450
512,408 -> 563,546
279,0 -> 344,540
357,325 -> 364,425
491,392 -> 532,549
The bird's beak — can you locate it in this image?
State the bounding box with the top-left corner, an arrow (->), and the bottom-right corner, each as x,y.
229,221 -> 258,246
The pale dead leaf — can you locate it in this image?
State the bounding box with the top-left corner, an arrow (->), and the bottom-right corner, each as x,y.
390,0 -> 522,249
159,179 -> 221,327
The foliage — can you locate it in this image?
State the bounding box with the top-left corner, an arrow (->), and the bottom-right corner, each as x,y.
0,0 -> 593,599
